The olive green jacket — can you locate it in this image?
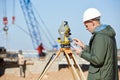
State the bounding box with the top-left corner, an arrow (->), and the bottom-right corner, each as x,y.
81,25 -> 119,80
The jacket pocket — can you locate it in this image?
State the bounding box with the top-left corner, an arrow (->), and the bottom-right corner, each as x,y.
88,66 -> 101,80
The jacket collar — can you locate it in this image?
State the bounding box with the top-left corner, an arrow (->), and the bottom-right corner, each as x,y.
92,24 -> 107,34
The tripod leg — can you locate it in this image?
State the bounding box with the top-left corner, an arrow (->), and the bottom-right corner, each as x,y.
38,50 -> 61,80
65,53 -> 81,80
40,53 -> 56,76
64,53 -> 76,80
71,53 -> 86,80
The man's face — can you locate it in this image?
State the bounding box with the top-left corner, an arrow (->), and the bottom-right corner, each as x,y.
84,20 -> 95,33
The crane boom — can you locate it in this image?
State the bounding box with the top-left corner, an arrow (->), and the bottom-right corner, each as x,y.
19,0 -> 42,49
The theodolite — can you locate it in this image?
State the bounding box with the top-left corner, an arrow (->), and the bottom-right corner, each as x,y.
38,21 -> 86,80
58,21 -> 72,48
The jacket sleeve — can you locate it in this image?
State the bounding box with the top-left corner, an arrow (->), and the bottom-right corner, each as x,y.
81,34 -> 107,66
83,45 -> 89,52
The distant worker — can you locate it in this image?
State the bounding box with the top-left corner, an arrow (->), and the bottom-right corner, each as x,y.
18,50 -> 26,78
73,8 -> 119,80
37,43 -> 46,58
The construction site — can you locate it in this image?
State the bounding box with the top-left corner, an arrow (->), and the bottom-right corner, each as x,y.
0,49 -> 120,80
0,0 -> 120,80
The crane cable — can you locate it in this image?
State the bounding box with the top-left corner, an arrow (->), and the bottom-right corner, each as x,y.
32,3 -> 58,48
2,0 -> 9,49
2,0 -> 8,33
12,0 -> 30,41
31,4 -> 53,49
14,24 -> 30,37
2,0 -> 16,49
12,0 -> 15,24
2,0 -> 8,26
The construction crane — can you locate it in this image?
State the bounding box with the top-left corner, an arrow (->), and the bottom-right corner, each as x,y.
19,0 -> 42,49
19,0 -> 58,50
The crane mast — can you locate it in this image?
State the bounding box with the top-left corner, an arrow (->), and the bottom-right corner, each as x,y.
19,0 -> 42,49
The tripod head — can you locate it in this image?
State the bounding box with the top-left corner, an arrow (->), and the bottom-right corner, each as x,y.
58,21 -> 72,48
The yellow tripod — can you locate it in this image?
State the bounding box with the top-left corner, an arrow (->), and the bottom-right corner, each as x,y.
38,48 -> 86,80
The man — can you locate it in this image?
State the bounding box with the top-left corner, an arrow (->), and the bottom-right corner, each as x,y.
73,8 -> 119,80
18,50 -> 26,78
37,43 -> 46,58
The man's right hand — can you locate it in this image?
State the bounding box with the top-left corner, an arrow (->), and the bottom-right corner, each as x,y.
73,38 -> 85,49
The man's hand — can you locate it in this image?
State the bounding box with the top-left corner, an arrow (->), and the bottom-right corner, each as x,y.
74,47 -> 83,56
73,38 -> 85,49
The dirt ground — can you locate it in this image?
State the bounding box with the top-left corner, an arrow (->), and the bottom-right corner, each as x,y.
0,67 -> 120,80
0,68 -> 87,80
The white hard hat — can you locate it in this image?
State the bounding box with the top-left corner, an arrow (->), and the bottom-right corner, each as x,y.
83,8 -> 101,22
